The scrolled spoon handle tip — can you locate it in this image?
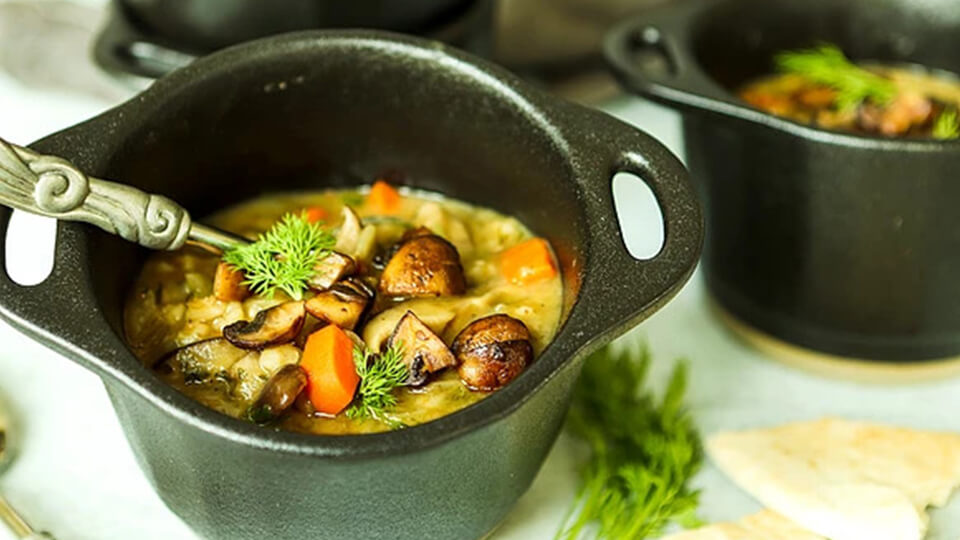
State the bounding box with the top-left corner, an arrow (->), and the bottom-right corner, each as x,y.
0,136 -> 246,253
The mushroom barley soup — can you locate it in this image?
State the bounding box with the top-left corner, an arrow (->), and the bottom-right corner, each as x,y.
124,182 -> 563,434
739,44 -> 960,139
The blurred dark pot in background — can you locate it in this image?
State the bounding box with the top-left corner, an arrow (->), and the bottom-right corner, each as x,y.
96,0 -> 493,79
606,0 -> 960,369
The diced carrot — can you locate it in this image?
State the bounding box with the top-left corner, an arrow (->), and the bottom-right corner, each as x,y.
300,324 -> 360,415
213,262 -> 250,302
304,206 -> 328,223
500,238 -> 558,285
366,180 -> 401,214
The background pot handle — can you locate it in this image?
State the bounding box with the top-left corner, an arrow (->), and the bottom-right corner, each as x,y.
604,17 -> 731,107
570,107 -> 702,336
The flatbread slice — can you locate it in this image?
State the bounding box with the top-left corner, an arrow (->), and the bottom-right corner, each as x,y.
708,418 -> 960,540
661,510 -> 825,540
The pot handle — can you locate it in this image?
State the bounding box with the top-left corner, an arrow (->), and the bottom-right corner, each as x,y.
571,108 -> 702,335
0,211 -> 93,362
604,17 -> 731,106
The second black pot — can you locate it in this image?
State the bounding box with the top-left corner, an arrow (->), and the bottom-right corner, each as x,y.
606,0 -> 960,363
96,0 -> 493,79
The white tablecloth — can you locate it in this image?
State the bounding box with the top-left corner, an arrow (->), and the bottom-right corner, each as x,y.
1,3 -> 959,539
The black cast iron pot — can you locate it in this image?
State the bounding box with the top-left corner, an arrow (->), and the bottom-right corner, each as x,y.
606,0 -> 960,363
96,0 -> 493,79
0,31 -> 701,539
119,0 -> 475,50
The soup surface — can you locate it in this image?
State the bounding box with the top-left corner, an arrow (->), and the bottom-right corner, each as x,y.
124,185 -> 563,434
739,45 -> 960,139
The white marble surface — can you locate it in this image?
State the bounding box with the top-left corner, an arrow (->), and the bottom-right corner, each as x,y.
1,3 -> 960,539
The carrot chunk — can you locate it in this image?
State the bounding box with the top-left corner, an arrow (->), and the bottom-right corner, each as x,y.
213,262 -> 250,302
500,238 -> 558,285
304,206 -> 328,224
300,324 -> 360,415
366,180 -> 401,214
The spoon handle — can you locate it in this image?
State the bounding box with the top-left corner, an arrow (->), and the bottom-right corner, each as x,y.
0,137 -> 246,252
0,494 -> 54,539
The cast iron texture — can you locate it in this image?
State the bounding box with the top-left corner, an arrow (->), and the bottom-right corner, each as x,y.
606,0 -> 960,362
0,31 -> 701,540
95,0 -> 493,79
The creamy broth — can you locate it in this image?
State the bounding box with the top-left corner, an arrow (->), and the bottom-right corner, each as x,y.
124,188 -> 564,434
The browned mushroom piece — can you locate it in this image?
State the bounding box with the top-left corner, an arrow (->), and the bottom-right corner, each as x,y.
379,234 -> 466,297
213,262 -> 250,302
308,251 -> 357,291
401,226 -> 433,241
223,301 -> 306,350
858,92 -> 934,136
452,314 -> 534,391
386,311 -> 457,386
247,364 -> 308,424
304,278 -> 373,330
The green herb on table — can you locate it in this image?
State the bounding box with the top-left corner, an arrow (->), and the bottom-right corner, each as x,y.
346,344 -> 408,428
557,340 -> 703,540
775,44 -> 897,110
933,109 -> 960,140
222,213 -> 335,300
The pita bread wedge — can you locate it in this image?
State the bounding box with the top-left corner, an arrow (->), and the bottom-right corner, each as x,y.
661,510 -> 825,540
708,418 -> 960,540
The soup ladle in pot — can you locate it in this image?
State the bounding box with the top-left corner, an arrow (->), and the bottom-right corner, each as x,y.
0,397 -> 55,540
0,136 -> 247,253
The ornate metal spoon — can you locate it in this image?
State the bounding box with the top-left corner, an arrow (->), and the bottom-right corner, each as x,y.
0,398 -> 55,540
0,136 -> 247,253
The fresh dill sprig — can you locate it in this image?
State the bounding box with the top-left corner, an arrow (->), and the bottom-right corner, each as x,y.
346,343 -> 408,428
775,44 -> 897,110
933,109 -> 960,140
556,340 -> 703,540
222,213 -> 335,300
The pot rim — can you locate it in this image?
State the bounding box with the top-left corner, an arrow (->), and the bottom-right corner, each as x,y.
604,0 -> 960,153
1,30 -> 701,460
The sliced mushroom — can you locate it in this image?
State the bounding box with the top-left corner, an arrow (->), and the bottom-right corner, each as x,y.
379,234 -> 466,297
213,262 -> 251,302
334,206 -> 363,255
304,278 -> 373,330
362,301 -> 457,353
387,311 -> 458,386
247,364 -> 308,425
223,301 -> 306,350
308,251 -> 357,291
155,337 -> 248,381
452,314 -> 534,391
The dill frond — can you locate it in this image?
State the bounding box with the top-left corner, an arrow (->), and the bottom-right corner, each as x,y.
222,213 -> 335,300
557,341 -> 703,540
346,344 -> 408,428
933,109 -> 960,140
775,44 -> 897,110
